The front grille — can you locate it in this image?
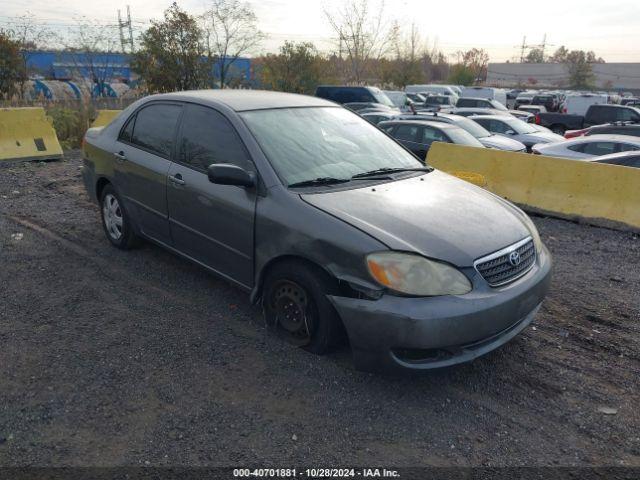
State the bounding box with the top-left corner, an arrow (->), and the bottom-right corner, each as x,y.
475,237 -> 536,287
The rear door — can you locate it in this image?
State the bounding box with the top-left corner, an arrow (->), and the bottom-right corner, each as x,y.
166,103 -> 257,288
114,102 -> 183,244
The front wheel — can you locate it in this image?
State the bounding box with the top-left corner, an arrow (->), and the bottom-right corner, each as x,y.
100,185 -> 140,249
262,261 -> 343,354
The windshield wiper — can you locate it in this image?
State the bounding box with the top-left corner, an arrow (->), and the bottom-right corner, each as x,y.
351,166 -> 433,179
288,177 -> 351,188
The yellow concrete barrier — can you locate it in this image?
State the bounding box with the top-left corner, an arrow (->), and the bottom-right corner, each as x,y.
0,108 -> 63,162
427,142 -> 640,231
91,110 -> 122,128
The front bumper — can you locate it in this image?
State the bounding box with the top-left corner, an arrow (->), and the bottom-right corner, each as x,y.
329,245 -> 552,373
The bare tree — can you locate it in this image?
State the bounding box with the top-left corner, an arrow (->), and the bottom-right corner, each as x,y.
324,0 -> 392,83
7,13 -> 55,99
65,18 -> 121,97
202,0 -> 265,88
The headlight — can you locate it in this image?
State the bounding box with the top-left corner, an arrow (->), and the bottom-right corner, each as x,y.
366,252 -> 472,296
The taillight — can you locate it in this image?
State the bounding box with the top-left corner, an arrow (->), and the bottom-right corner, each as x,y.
534,114 -> 541,125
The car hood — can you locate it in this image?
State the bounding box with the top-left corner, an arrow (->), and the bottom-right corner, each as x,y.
480,135 -> 525,151
300,171 -> 531,267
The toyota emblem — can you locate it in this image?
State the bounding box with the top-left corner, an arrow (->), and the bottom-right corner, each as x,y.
509,251 -> 521,266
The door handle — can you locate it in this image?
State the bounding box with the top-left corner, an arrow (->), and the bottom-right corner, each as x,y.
169,174 -> 186,186
113,151 -> 127,162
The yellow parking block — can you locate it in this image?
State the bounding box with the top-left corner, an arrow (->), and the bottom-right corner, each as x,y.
0,108 -> 63,162
427,142 -> 640,231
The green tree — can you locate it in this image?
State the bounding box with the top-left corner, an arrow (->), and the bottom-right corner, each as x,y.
133,3 -> 211,93
261,41 -> 324,94
566,50 -> 595,89
0,30 -> 24,99
525,48 -> 544,63
447,64 -> 474,86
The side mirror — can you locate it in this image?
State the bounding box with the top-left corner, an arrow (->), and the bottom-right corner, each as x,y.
207,163 -> 255,188
505,129 -> 516,135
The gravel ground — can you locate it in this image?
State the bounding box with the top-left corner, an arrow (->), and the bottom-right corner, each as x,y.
0,151 -> 639,468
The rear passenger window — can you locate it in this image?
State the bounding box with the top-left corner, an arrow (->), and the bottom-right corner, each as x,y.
618,143 -> 640,152
581,142 -> 617,156
119,115 -> 135,143
394,125 -> 420,143
179,104 -> 252,171
422,127 -> 447,143
130,104 -> 182,158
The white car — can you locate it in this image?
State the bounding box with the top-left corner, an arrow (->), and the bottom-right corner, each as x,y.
406,84 -> 459,98
532,134 -> 640,159
460,87 -> 508,107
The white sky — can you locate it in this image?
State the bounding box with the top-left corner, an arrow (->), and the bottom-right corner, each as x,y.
1,0 -> 639,62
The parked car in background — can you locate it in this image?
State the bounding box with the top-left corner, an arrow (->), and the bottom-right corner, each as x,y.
531,94 -> 560,112
587,150 -> 640,168
470,115 -> 564,152
361,111 -> 398,125
536,104 -> 640,135
531,135 -> 640,159
315,85 -> 396,108
343,102 -> 398,113
405,92 -> 427,104
620,97 -> 640,106
564,121 -> 640,139
394,112 -> 526,151
460,87 -> 508,107
422,94 -> 457,110
452,107 -> 534,123
379,119 -> 484,159
82,89 -> 551,373
518,105 -> 547,115
383,90 -> 413,111
406,84 -> 459,98
562,93 -> 608,115
457,97 -> 509,111
514,91 -> 537,110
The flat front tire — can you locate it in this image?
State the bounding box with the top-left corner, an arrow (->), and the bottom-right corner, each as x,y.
99,184 -> 139,249
262,261 -> 342,355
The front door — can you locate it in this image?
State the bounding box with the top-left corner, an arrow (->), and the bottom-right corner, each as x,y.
167,104 -> 257,288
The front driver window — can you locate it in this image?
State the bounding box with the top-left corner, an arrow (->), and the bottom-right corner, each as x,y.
179,104 -> 252,172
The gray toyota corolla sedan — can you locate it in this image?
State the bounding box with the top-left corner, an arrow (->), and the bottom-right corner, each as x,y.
82,90 -> 551,373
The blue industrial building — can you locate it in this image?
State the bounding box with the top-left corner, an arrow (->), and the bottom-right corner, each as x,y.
26,51 -> 251,84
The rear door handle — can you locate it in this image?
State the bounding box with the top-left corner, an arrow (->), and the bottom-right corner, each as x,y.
114,151 -> 127,162
169,174 -> 186,186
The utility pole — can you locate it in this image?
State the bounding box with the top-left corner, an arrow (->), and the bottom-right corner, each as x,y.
118,6 -> 135,54
520,36 -> 527,63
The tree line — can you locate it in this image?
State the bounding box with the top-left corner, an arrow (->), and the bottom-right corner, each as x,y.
0,0 -> 608,99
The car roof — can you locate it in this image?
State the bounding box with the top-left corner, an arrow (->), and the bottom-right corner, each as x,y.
468,115 -> 513,121
379,119 -> 460,129
573,134 -> 640,143
587,150 -> 640,161
148,89 -> 335,112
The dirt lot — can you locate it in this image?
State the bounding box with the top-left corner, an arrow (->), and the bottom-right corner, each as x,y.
1,151 -> 639,468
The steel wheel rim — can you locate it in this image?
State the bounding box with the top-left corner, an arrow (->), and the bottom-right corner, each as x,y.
103,194 -> 123,240
272,280 -> 312,345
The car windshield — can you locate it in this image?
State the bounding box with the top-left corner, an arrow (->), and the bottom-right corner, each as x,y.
491,101 -> 508,111
371,90 -> 396,108
501,117 -> 538,134
451,117 -> 492,138
240,107 -> 423,186
445,128 -> 485,147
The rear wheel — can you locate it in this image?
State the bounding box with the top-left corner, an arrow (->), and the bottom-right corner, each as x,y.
100,185 -> 140,249
262,261 -> 342,354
